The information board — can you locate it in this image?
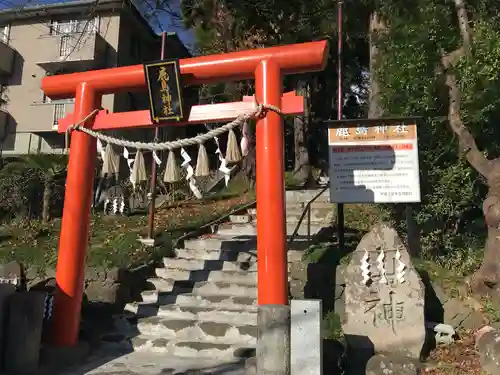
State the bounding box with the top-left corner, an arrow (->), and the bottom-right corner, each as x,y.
144,59 -> 184,123
327,118 -> 421,204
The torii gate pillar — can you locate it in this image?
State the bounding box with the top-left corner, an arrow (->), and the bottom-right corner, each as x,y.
42,41 -> 329,374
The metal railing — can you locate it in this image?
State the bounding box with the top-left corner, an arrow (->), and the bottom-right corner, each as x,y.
287,185 -> 329,246
172,170 -> 329,248
172,199 -> 257,248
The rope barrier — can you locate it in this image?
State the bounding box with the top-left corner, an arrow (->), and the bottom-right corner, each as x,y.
64,103 -> 283,152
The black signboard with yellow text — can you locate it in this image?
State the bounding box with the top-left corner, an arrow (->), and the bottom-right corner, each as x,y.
144,59 -> 184,123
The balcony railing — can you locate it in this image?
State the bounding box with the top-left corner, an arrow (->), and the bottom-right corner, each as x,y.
0,109 -> 8,131
52,103 -> 66,130
35,32 -> 107,73
22,102 -> 75,133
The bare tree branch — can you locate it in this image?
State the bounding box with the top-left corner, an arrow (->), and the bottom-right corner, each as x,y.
440,0 -> 492,178
454,0 -> 472,49
444,72 -> 492,176
441,46 -> 465,69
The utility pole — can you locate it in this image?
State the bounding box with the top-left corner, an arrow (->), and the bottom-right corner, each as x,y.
336,0 -> 345,249
146,31 -> 167,245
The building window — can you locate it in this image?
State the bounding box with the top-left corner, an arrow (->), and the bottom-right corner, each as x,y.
59,35 -> 72,58
50,17 -> 99,36
0,24 -> 10,44
52,103 -> 65,129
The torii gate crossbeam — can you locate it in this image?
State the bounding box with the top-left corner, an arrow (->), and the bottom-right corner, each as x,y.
41,41 -> 329,367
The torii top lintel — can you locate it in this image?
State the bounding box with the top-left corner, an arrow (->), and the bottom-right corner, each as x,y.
41,41 -> 329,100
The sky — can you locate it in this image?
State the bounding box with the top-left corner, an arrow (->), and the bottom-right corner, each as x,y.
0,0 -> 195,49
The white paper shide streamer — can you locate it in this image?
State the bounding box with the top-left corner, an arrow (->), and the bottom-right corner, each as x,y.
360,249 -> 371,285
97,139 -> 105,160
181,148 -> 202,199
395,249 -> 406,283
123,147 -> 135,187
377,248 -> 387,284
214,136 -> 232,186
240,121 -> 250,156
104,196 -> 126,215
152,151 -> 162,166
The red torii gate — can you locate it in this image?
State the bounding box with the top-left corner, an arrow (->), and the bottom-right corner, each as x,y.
41,41 -> 329,348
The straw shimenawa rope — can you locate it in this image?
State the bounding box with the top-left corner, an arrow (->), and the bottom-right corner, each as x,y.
64,104 -> 283,152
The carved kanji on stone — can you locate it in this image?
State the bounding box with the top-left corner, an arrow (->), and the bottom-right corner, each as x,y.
343,223 -> 425,359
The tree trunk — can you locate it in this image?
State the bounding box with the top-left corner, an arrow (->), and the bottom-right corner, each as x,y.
368,11 -> 386,118
42,176 -> 52,222
241,121 -> 256,190
470,172 -> 500,297
437,0 -> 500,298
293,80 -> 312,185
242,140 -> 256,190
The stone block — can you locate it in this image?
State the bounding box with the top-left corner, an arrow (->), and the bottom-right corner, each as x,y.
443,298 -> 487,330
84,267 -> 106,282
289,279 -> 306,299
257,305 -> 290,375
289,263 -> 308,282
0,284 -> 16,369
230,214 -> 252,224
342,223 -> 425,360
365,354 -> 418,375
476,326 -> 500,375
291,299 -> 322,375
106,267 -> 132,284
85,281 -> 131,306
0,261 -> 22,288
4,291 -> 46,374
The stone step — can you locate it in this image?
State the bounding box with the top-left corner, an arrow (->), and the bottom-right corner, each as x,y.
214,224 -> 257,236
254,215 -> 328,225
286,207 -> 333,221
285,201 -> 335,211
151,305 -> 257,324
82,352 -> 253,375
162,258 -> 257,272
215,223 -> 327,237
155,269 -> 257,286
128,335 -> 256,359
140,291 -> 257,310
229,214 -> 253,224
124,294 -> 257,319
285,189 -> 330,203
234,212 -> 328,225
184,236 -> 256,252
161,258 -> 297,275
124,293 -> 257,318
145,278 -> 258,298
136,316 -> 257,344
175,246 -> 304,263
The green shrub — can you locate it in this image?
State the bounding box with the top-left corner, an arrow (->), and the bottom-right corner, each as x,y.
0,162 -> 43,221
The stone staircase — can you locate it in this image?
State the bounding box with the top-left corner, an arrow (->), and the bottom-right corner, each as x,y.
119,189 -> 333,365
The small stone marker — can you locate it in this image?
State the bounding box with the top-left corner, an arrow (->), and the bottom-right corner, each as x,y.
5,291 -> 46,374
291,299 -> 322,375
0,284 -> 16,369
0,261 -> 22,289
342,223 -> 425,360
475,326 -> 500,375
